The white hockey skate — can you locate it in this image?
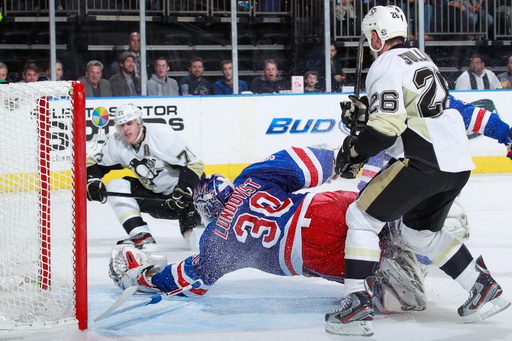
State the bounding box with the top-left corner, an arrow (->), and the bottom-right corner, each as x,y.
325,291 -> 374,336
117,232 -> 158,252
458,256 -> 511,323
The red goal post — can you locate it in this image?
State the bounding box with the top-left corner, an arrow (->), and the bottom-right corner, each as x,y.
0,81 -> 87,336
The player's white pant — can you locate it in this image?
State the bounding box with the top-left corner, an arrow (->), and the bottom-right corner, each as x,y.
344,200 -> 479,294
344,201 -> 384,294
107,178 -> 150,236
401,226 -> 479,291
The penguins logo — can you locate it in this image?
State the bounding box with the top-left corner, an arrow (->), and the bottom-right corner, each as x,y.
129,157 -> 164,189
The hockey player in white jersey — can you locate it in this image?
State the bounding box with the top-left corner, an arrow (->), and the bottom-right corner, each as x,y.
325,5 -> 510,336
86,103 -> 205,250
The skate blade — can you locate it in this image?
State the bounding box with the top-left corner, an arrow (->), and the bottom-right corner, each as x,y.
462,296 -> 511,323
325,320 -> 374,336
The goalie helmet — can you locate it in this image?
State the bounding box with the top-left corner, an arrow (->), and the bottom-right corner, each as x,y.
114,102 -> 143,126
193,174 -> 234,223
362,5 -> 408,53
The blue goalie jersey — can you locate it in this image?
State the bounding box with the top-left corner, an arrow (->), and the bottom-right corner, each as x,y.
151,146 -> 337,295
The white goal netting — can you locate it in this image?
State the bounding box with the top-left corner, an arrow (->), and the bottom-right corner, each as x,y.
0,81 -> 86,336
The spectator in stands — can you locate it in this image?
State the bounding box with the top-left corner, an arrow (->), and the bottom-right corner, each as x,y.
455,54 -> 502,90
41,60 -> 64,81
0,62 -> 10,82
111,32 -> 147,80
110,52 -> 141,97
179,57 -> 212,96
335,0 -> 356,24
147,57 -> 179,96
251,59 -> 290,94
79,60 -> 113,98
330,43 -> 346,93
18,63 -> 40,83
466,0 -> 494,35
497,55 -> 512,89
448,0 -> 494,39
304,70 -> 322,93
54,60 -> 64,80
213,60 -> 249,95
399,0 -> 434,41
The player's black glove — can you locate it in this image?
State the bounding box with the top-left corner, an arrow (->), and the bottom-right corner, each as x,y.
335,135 -> 369,179
87,178 -> 107,203
340,95 -> 370,133
166,187 -> 193,211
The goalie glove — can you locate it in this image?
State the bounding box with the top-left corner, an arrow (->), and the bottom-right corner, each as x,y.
335,135 -> 369,179
340,95 -> 370,133
109,244 -> 167,293
117,265 -> 161,293
166,187 -> 193,211
86,178 -> 107,203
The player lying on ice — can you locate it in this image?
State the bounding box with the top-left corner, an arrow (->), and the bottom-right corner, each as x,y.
109,145 -> 470,314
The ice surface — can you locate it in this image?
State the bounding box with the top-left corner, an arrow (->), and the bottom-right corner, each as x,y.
16,174 -> 512,340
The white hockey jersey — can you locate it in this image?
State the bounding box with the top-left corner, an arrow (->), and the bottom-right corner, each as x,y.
92,123 -> 202,195
365,46 -> 475,172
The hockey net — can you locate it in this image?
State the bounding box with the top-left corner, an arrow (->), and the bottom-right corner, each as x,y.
0,81 -> 87,336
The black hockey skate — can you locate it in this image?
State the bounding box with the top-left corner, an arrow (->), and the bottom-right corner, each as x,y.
117,232 -> 157,251
458,256 -> 511,323
325,291 -> 374,336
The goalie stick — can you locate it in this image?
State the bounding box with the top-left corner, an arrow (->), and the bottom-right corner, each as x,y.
94,279 -> 203,322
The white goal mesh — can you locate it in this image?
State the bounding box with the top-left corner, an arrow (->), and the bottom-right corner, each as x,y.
0,81 -> 87,336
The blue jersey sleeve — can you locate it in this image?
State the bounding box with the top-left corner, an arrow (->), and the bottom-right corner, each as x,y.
449,95 -> 511,144
236,146 -> 335,192
357,151 -> 391,191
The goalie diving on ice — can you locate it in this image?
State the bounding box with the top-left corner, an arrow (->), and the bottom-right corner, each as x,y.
107,145 -> 475,319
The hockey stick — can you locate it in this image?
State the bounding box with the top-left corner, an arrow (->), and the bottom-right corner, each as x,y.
353,33 -> 366,99
94,279 -> 203,322
339,34 -> 366,136
104,191 -> 192,203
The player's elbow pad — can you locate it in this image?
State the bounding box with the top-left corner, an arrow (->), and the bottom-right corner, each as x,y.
354,126 -> 397,157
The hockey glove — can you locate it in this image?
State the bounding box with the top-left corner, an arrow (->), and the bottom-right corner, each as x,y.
86,178 -> 107,203
117,264 -> 161,293
166,187 -> 193,211
335,135 -> 369,179
340,95 -> 370,133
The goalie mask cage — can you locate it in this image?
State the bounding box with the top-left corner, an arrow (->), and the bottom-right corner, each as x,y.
0,81 -> 87,337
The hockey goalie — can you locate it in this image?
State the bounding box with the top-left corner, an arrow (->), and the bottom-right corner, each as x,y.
109,146 -> 435,313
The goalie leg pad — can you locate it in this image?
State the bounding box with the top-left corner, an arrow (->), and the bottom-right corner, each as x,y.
376,250 -> 427,312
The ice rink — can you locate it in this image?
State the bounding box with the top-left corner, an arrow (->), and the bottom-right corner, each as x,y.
18,173 -> 512,341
